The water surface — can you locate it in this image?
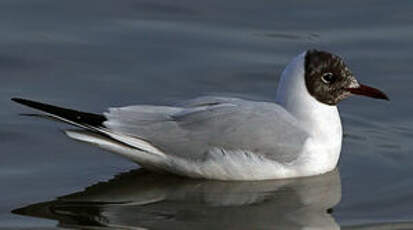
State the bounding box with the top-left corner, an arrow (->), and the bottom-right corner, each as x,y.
1,0 -> 413,229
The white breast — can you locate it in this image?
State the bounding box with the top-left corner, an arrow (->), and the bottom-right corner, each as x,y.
276,52 -> 342,176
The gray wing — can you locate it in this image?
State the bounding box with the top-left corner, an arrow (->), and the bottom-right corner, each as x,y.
103,97 -> 309,163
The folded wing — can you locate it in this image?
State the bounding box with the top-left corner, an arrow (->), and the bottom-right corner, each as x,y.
104,97 -> 309,163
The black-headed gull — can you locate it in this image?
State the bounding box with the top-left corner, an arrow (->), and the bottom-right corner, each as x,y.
12,49 -> 388,181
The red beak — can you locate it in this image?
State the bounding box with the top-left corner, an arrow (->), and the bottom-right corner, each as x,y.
346,84 -> 389,100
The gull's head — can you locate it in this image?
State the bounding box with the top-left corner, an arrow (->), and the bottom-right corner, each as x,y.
302,49 -> 389,105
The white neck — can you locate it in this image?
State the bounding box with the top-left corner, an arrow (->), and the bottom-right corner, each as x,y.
275,52 -> 342,174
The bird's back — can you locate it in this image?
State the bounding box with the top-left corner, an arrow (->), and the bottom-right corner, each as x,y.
104,96 -> 309,163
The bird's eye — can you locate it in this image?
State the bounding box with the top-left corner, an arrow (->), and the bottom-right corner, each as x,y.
321,72 -> 336,84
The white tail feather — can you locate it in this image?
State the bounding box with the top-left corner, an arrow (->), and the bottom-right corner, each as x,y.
64,130 -> 167,169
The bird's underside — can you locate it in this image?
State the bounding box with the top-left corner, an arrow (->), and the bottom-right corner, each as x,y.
12,97 -> 309,180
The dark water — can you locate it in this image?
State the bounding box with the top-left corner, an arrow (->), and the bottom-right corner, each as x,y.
1,0 -> 413,229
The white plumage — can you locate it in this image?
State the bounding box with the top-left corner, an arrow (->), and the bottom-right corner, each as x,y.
13,50 -> 388,180
66,52 -> 341,180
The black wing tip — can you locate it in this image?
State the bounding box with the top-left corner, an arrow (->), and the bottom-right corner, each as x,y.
11,97 -> 54,110
11,97 -> 38,106
11,97 -> 107,128
11,97 -> 25,103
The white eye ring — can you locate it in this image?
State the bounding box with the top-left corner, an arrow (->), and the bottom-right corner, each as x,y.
321,72 -> 335,84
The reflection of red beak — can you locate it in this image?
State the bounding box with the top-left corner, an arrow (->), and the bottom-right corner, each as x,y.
346,84 -> 389,100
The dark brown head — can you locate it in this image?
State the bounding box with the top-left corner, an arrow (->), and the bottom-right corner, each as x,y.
304,49 -> 388,105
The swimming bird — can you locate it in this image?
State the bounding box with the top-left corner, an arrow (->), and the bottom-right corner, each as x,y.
12,49 -> 388,181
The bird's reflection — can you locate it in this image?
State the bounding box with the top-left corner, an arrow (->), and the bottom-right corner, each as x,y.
13,169 -> 341,230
